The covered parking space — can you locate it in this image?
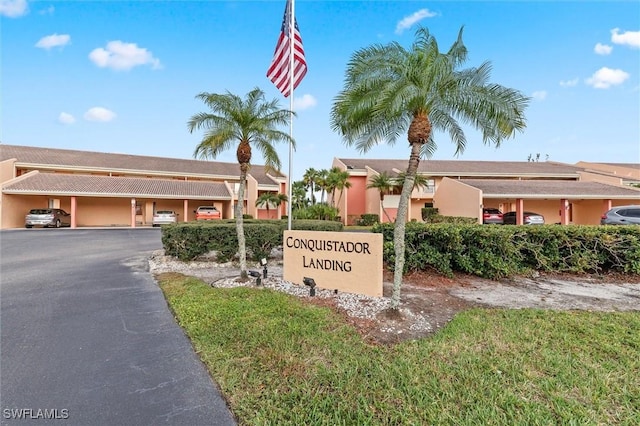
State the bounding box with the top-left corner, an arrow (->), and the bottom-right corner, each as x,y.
1,171 -> 234,228
434,178 -> 640,225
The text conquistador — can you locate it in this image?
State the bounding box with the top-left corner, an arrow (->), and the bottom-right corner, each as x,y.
285,236 -> 371,254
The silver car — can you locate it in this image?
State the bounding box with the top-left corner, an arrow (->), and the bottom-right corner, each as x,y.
152,210 -> 178,226
600,205 -> 640,225
25,208 -> 71,228
503,211 -> 545,225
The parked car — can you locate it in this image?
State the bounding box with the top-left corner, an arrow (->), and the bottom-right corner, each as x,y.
482,208 -> 503,225
152,210 -> 178,226
194,206 -> 221,221
503,211 -> 545,225
25,208 -> 71,228
600,205 -> 640,225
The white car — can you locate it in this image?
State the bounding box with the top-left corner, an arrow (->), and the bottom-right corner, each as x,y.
152,210 -> 178,226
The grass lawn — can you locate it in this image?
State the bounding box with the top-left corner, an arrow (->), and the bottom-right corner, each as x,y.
158,273 -> 640,425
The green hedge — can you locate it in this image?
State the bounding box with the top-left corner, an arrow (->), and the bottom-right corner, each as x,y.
372,222 -> 640,278
161,219 -> 343,262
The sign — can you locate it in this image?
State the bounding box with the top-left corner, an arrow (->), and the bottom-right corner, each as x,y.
283,230 -> 383,297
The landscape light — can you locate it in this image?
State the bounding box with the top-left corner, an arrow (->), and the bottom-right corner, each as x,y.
248,270 -> 262,286
303,277 -> 316,296
260,258 -> 268,278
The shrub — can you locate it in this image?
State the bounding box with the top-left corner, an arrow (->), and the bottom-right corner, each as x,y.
357,214 -> 379,226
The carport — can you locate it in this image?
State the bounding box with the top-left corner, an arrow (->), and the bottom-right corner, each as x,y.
1,171 -> 234,228
434,178 -> 640,225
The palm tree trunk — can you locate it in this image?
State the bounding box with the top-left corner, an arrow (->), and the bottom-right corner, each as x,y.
236,168 -> 248,279
391,142 -> 421,308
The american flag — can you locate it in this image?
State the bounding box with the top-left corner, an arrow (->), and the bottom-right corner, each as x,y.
267,0 -> 307,97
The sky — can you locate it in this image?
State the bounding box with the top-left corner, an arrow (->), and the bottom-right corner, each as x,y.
2,0 -> 639,181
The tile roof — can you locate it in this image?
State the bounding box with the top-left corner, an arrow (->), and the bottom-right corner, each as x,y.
0,144 -> 282,185
459,179 -> 640,199
338,158 -> 584,177
3,172 -> 232,199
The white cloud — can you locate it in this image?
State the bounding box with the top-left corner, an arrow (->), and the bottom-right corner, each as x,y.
89,41 -> 161,71
0,0 -> 28,17
559,78 -> 579,87
293,94 -> 317,111
39,5 -> 54,15
585,67 -> 629,89
611,28 -> 640,48
35,33 -> 70,50
83,107 -> 116,122
395,9 -> 437,34
594,43 -> 612,55
58,112 -> 75,125
532,91 -> 547,101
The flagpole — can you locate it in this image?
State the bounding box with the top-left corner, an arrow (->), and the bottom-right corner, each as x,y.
286,0 -> 295,231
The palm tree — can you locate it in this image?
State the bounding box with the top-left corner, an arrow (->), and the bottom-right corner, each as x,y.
255,192 -> 288,219
188,87 -> 293,279
314,169 -> 329,204
366,172 -> 396,223
291,180 -> 309,210
302,168 -> 319,205
326,167 -> 352,209
331,27 -> 529,308
395,172 -> 431,194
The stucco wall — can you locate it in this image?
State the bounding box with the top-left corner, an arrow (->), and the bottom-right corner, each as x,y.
346,175 -> 367,224
0,159 -> 16,183
1,194 -> 49,229
433,178 -> 482,221
76,197 -> 131,226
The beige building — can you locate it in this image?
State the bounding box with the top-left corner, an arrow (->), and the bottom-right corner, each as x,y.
0,144 -> 288,229
331,158 -> 640,226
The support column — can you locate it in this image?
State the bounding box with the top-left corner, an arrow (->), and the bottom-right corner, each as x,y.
71,196 -> 77,228
515,198 -> 524,225
603,199 -> 612,214
560,199 -> 569,225
183,199 -> 189,222
130,198 -> 136,228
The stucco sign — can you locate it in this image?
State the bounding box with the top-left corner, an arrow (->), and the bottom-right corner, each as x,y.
283,230 -> 383,297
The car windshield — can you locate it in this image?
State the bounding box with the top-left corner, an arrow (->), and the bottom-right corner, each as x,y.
199,207 -> 217,211
29,209 -> 52,214
156,211 -> 174,215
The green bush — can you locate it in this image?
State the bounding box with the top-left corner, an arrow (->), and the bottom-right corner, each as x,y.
421,207 -> 439,222
161,219 -> 343,261
372,223 -> 640,278
357,214 -> 380,226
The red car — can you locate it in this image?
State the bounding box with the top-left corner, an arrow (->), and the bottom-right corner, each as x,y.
482,208 -> 503,225
194,206 -> 221,221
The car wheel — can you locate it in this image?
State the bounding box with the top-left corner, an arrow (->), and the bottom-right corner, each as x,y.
56,220 -> 61,228
25,225 -> 32,228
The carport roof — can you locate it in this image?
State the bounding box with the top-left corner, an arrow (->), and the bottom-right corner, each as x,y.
2,172 -> 232,199
459,179 -> 640,199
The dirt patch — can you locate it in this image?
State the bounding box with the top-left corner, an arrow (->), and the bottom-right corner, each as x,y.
357,268 -> 640,345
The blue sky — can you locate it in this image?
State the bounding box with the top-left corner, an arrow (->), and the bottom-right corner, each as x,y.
2,0 -> 639,181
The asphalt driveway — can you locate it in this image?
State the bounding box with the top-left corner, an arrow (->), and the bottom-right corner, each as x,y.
0,228 -> 235,425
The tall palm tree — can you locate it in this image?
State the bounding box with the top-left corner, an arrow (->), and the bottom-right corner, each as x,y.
326,167 -> 352,209
366,172 -> 395,223
255,192 -> 288,219
302,168 -> 319,205
331,27 -> 529,308
188,87 -> 293,279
